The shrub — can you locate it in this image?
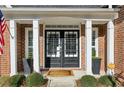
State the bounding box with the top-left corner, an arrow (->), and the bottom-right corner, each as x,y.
26,72 -> 44,87
98,75 -> 116,87
9,74 -> 26,87
80,75 -> 97,87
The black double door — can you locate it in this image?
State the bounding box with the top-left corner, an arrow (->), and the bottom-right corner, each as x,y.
45,30 -> 79,68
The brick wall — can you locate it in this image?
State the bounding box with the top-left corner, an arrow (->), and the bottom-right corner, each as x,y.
80,24 -> 85,70
93,24 -> 106,73
94,24 -> 107,73
115,6 -> 124,73
17,24 -> 43,72
39,24 -> 44,69
0,21 -> 10,76
0,19 -> 115,76
81,24 -> 106,72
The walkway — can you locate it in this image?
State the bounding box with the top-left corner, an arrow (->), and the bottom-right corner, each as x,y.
47,76 -> 77,87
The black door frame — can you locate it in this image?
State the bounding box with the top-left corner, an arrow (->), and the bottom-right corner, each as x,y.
44,30 -> 80,68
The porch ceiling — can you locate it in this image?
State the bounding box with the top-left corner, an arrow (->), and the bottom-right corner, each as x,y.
1,8 -> 119,20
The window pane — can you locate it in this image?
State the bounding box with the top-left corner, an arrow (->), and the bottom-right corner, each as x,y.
28,47 -> 33,58
28,31 -> 33,46
65,32 -> 78,57
27,30 -> 33,58
92,31 -> 96,46
47,32 -> 60,57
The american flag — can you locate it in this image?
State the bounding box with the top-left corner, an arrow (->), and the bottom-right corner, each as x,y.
0,10 -> 7,55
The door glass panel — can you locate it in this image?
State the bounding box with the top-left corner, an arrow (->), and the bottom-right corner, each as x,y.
64,32 -> 78,57
46,32 -> 60,57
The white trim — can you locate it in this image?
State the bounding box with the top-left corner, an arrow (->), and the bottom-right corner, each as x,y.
85,20 -> 92,75
5,5 -> 12,8
83,19 -> 112,21
43,24 -> 45,69
45,25 -> 79,30
107,20 -> 114,75
10,20 -> 17,76
33,19 -> 40,73
109,5 -> 112,8
5,18 -> 113,22
25,28 -> 33,59
79,24 -> 82,69
92,27 -> 99,57
1,8 -> 117,12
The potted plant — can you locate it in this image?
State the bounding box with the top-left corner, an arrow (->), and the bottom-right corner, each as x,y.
92,48 -> 101,74
27,52 -> 33,73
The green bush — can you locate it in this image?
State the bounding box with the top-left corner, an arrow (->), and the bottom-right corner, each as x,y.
26,72 -> 44,87
98,75 -> 116,87
9,74 -> 26,87
80,75 -> 97,87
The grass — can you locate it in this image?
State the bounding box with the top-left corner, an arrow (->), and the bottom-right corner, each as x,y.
0,76 -> 10,87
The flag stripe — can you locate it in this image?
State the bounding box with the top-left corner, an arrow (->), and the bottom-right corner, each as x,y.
0,10 -> 6,55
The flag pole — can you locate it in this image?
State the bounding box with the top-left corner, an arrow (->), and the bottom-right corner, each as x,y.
6,24 -> 14,39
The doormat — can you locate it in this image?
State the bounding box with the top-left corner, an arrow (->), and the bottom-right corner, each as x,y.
47,70 -> 74,77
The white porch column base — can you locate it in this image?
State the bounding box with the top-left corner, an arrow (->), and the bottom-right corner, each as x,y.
107,20 -> 114,75
33,19 -> 40,73
85,20 -> 92,75
10,20 -> 17,76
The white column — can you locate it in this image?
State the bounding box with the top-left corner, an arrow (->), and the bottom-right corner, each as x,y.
107,20 -> 114,75
10,20 -> 17,76
33,19 -> 40,73
85,20 -> 92,75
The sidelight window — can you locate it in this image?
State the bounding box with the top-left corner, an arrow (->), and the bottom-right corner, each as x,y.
92,28 -> 98,57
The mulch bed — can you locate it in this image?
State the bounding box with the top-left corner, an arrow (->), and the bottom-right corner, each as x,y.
76,79 -> 81,87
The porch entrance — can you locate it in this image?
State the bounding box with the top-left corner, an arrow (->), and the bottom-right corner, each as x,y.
45,30 -> 79,68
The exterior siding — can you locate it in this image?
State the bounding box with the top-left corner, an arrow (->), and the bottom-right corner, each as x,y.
81,24 -> 106,72
81,24 -> 85,70
39,24 -> 44,69
115,6 -> 124,73
0,21 -> 10,76
0,22 -> 107,75
17,24 -> 32,72
93,24 -> 106,73
17,24 -> 43,72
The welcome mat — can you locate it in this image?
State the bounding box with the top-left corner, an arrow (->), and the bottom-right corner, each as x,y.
47,70 -> 74,77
